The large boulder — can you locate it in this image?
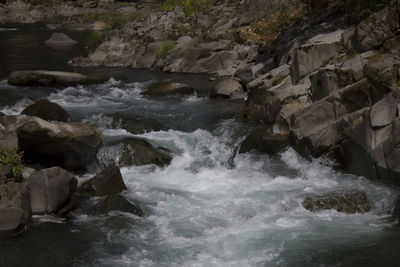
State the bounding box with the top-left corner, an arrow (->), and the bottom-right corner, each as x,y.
7,70 -> 108,87
98,137 -> 172,168
21,99 -> 72,122
0,182 -> 31,237
45,32 -> 78,47
141,82 -> 194,97
79,165 -> 127,197
370,92 -> 398,128
302,190 -> 371,214
3,115 -> 102,171
27,167 -> 77,214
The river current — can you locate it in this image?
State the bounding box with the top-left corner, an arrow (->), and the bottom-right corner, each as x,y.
0,24 -> 400,267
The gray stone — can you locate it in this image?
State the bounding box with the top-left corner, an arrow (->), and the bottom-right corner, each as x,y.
243,89 -> 281,123
142,82 -> 194,97
354,8 -> 399,52
96,194 -> 143,216
303,190 -> 371,214
212,78 -> 244,98
8,70 -> 108,87
28,167 -> 77,214
0,182 -> 31,237
239,127 -> 289,154
21,99 -> 72,122
99,137 -> 172,168
370,93 -> 398,128
79,165 -> 127,197
45,32 -> 78,47
290,30 -> 343,83
4,115 -> 102,171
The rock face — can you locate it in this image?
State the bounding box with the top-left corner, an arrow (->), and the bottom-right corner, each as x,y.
21,99 -> 72,122
3,115 -> 102,171
0,182 -> 31,237
79,165 -> 127,197
45,32 -> 78,47
290,30 -> 343,83
302,190 -> 371,214
141,82 -> 194,97
98,137 -> 172,168
27,167 -> 77,214
96,194 -> 143,216
7,70 -> 108,87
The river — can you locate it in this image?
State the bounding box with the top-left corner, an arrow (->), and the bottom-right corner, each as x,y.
0,24 -> 400,267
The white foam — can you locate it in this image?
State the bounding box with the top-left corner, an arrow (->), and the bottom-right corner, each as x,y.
0,97 -> 33,115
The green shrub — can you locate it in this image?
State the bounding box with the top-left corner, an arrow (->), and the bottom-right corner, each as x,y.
0,148 -> 23,177
157,41 -> 175,59
85,12 -> 129,52
159,0 -> 208,16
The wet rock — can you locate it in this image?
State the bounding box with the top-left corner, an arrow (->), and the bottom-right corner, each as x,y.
302,190 -> 371,214
8,70 -> 108,87
79,165 -> 127,197
0,182 -> 31,238
243,89 -> 281,123
27,167 -> 77,214
100,137 -> 172,168
211,78 -> 244,99
45,32 -> 78,47
107,112 -> 164,134
239,126 -> 289,154
142,82 -> 194,97
96,194 -> 143,216
4,115 -> 102,171
21,99 -> 72,122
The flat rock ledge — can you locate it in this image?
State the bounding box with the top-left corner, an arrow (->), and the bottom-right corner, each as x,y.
7,70 -> 108,87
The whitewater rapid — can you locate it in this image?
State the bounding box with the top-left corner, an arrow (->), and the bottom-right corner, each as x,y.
1,78 -> 398,266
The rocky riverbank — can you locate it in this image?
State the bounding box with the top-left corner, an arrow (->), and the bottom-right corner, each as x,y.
1,0 -> 400,240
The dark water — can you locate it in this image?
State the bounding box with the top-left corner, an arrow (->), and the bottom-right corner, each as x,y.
1,24 -> 400,267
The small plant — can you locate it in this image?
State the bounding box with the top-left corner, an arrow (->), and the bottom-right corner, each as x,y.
0,148 -> 23,177
85,12 -> 129,52
157,41 -> 175,60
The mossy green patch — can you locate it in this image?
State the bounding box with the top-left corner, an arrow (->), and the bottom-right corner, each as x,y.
0,148 -> 23,177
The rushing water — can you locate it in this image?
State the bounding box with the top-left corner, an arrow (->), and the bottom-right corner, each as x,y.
1,25 -> 400,267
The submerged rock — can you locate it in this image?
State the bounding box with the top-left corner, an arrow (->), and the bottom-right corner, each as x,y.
3,115 -> 102,171
79,165 -> 127,197
302,190 -> 371,214
96,194 -> 143,216
21,99 -> 72,122
100,137 -> 173,168
141,82 -> 194,97
106,112 -> 164,134
0,182 -> 31,238
27,167 -> 77,214
7,70 -> 108,87
45,32 -> 78,47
